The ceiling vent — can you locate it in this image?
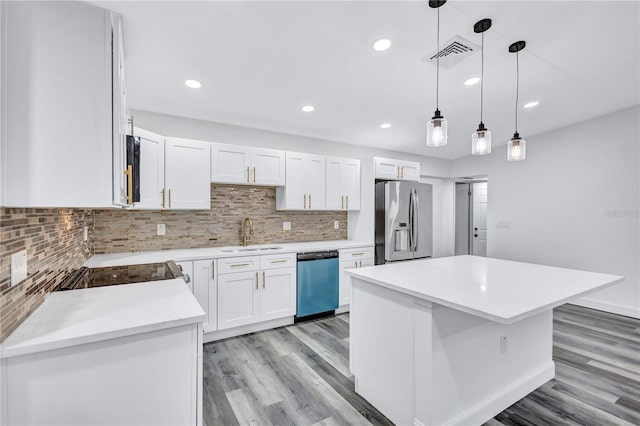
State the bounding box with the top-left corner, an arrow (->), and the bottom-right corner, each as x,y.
423,35 -> 480,69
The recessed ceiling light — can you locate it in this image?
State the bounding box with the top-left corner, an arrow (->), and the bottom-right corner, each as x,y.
524,101 -> 539,109
301,105 -> 315,112
464,77 -> 480,86
380,123 -> 391,129
373,38 -> 392,51
184,79 -> 202,89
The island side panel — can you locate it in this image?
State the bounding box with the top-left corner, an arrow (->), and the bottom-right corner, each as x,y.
350,277 -> 424,426
428,306 -> 555,426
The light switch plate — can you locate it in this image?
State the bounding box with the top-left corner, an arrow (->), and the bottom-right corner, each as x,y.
282,222 -> 291,231
11,249 -> 27,286
157,223 -> 166,236
334,221 -> 340,230
83,226 -> 88,241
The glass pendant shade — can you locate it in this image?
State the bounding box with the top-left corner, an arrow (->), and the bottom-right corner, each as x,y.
471,123 -> 491,155
507,133 -> 526,161
427,111 -> 448,147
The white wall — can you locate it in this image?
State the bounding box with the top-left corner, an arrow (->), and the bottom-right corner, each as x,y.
132,110 -> 452,244
452,106 -> 640,318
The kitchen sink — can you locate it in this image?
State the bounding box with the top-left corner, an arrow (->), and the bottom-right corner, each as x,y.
221,246 -> 282,253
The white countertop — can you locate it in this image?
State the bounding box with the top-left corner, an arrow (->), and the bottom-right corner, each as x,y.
347,255 -> 623,324
0,279 -> 205,359
85,240 -> 372,268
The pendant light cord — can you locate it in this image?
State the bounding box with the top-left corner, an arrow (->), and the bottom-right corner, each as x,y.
436,7 -> 440,110
515,50 -> 519,132
480,31 -> 484,123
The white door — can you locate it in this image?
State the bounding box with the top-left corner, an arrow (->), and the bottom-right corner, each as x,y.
165,138 -> 211,209
218,271 -> 260,330
455,183 -> 471,255
134,128 -> 165,210
210,143 -> 251,184
343,159 -> 361,210
251,148 -> 285,186
260,268 -> 296,321
284,152 -> 307,209
325,157 -> 343,210
306,154 -> 326,210
193,259 -> 217,332
374,157 -> 401,180
472,182 -> 488,256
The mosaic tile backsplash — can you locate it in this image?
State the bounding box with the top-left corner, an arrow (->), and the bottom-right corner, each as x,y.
0,208 -> 94,342
93,184 -> 347,253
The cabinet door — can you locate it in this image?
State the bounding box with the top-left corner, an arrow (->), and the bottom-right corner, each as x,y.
211,143 -> 251,184
307,154 -> 326,210
174,261 -> 194,293
343,159 -> 361,211
325,157 -> 343,210
193,259 -> 217,333
339,260 -> 357,307
283,152 -> 307,209
218,271 -> 260,330
134,128 -> 165,210
399,160 -> 421,182
165,138 -> 211,210
374,157 -> 401,180
260,267 -> 296,321
251,148 -> 285,186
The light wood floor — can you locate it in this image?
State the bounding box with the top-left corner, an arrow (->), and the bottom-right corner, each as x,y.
203,305 -> 640,425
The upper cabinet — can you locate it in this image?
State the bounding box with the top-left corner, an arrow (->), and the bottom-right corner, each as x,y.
374,157 -> 421,182
1,1 -> 126,208
211,143 -> 285,186
326,157 -> 361,211
132,129 -> 211,210
276,152 -> 325,210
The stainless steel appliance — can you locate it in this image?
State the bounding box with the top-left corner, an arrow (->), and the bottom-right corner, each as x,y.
296,250 -> 339,320
57,261 -> 184,291
375,181 -> 433,264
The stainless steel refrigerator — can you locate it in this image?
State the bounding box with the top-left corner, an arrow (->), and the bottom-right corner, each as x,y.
375,181 -> 433,264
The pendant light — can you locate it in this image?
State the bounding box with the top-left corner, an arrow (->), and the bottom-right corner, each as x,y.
507,40 -> 526,161
471,19 -> 492,155
426,0 -> 448,147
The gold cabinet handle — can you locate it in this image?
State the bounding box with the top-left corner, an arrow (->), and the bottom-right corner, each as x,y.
123,165 -> 133,205
246,166 -> 250,183
253,166 -> 256,183
309,194 -> 312,209
161,188 -> 165,209
359,260 -> 362,268
346,195 -> 349,209
256,272 -> 258,290
354,260 -> 357,268
401,166 -> 404,179
341,195 -> 344,210
304,194 -> 307,209
262,271 -> 266,289
397,165 -> 400,179
351,252 -> 365,256
230,262 -> 250,268
168,189 -> 172,208
270,259 -> 288,264
211,261 -> 215,279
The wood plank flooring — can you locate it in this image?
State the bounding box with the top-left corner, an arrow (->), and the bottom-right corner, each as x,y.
203,305 -> 640,425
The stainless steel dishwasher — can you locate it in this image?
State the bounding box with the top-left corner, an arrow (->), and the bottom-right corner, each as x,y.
296,250 -> 339,320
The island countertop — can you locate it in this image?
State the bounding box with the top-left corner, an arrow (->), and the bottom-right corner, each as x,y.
346,255 -> 623,324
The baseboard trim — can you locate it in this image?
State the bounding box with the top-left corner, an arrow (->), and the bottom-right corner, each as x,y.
570,299 -> 640,319
336,304 -> 350,314
204,317 -> 294,343
440,362 -> 555,426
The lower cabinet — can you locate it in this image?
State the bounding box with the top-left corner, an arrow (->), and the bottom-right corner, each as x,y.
338,247 -> 375,307
175,259 -> 217,333
218,254 -> 296,330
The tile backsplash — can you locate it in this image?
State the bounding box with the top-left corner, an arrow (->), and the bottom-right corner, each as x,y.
0,208 -> 94,342
94,184 -> 348,253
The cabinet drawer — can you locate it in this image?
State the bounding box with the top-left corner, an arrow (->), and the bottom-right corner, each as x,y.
260,253 -> 296,270
339,247 -> 374,261
218,256 -> 260,274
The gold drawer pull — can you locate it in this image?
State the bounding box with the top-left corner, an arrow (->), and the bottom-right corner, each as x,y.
263,271 -> 266,289
351,252 -> 365,256
253,166 -> 256,183
230,262 -> 251,268
246,166 -> 250,182
256,272 -> 258,290
270,259 -> 289,264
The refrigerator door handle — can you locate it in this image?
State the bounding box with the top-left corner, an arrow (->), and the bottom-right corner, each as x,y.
412,188 -> 419,252
408,189 -> 414,251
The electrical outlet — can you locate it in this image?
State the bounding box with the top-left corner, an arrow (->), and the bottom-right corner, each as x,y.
500,336 -> 508,354
282,222 -> 291,231
157,223 -> 166,236
11,249 -> 27,286
83,226 -> 88,242
334,221 -> 340,230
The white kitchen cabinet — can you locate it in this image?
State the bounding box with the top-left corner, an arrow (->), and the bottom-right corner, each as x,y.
326,157 -> 361,211
165,138 -> 211,210
338,247 -> 374,307
193,259 -> 217,333
276,152 -> 326,210
1,1 -> 125,208
374,157 -> 421,182
134,128 -> 165,209
211,143 -> 285,186
218,254 -> 296,330
174,260 -> 194,293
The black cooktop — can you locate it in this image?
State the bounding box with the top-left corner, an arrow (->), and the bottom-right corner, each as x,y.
57,261 -> 183,291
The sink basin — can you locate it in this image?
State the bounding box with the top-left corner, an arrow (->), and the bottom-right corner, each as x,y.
220,246 -> 282,253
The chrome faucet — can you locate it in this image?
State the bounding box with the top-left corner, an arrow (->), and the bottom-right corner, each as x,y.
241,217 -> 254,247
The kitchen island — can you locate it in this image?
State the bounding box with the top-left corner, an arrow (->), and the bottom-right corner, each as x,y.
346,255 -> 623,426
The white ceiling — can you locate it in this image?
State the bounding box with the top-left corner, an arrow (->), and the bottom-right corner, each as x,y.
96,1 -> 640,160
